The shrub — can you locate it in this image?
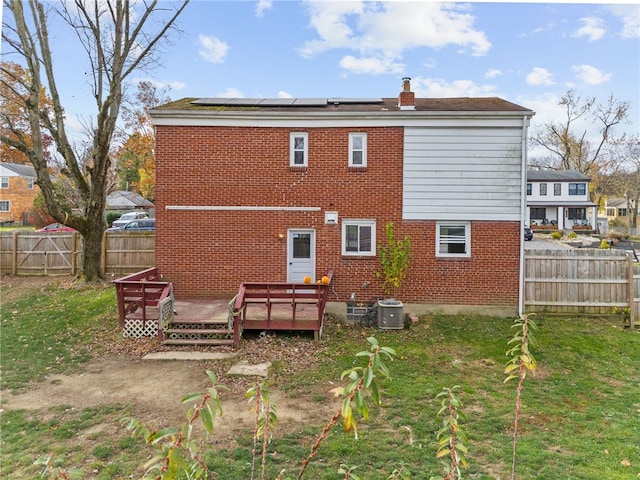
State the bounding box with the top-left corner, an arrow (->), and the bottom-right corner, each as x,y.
600,239 -> 611,249
567,231 -> 577,239
550,231 -> 563,240
106,211 -> 121,227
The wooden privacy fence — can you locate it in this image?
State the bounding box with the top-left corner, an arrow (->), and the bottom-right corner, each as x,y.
0,231 -> 155,276
525,248 -> 638,328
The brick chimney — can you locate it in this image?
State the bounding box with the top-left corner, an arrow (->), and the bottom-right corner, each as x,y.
398,77 -> 415,110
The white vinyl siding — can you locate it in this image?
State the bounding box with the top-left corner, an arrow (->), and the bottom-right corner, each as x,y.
402,123 -> 524,221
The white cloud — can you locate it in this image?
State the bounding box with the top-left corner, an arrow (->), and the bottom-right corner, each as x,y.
572,17 -> 606,42
299,1 -> 491,72
572,64 -> 612,85
169,81 -> 186,91
526,67 -> 555,86
485,68 -> 502,79
198,35 -> 229,63
277,90 -> 293,98
339,55 -> 404,75
256,0 -> 272,18
608,4 -> 640,39
411,77 -> 498,98
216,87 -> 244,98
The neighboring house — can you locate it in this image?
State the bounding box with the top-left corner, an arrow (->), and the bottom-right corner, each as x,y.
106,190 -> 154,214
601,197 -> 639,228
526,170 -> 597,231
0,162 -> 38,225
150,78 -> 534,313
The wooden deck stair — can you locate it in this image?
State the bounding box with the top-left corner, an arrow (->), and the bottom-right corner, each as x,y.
161,313 -> 234,347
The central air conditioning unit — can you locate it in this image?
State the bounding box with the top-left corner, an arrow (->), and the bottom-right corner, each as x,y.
377,299 -> 404,330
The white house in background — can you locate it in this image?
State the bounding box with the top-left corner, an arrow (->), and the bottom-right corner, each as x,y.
106,190 -> 154,213
526,170 -> 597,230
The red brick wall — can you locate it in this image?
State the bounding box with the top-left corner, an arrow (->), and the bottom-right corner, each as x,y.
0,177 -> 38,224
154,125 -> 520,307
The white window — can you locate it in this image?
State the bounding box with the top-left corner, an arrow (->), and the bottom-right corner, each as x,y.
349,133 -> 367,167
290,132 -> 308,167
436,222 -> 471,258
0,201 -> 9,212
342,219 -> 376,256
0,177 -> 8,189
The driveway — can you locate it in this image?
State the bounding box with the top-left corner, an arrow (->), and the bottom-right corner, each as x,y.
525,236 -> 572,250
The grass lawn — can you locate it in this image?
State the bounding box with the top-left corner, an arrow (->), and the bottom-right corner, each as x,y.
1,278 -> 639,479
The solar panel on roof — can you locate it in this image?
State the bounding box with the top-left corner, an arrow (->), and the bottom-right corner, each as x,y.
190,97 -> 383,107
328,98 -> 384,104
260,98 -> 296,106
290,98 -> 328,106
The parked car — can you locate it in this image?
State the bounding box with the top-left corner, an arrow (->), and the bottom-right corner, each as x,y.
524,226 -> 533,241
36,223 -> 76,233
108,218 -> 155,232
110,211 -> 149,229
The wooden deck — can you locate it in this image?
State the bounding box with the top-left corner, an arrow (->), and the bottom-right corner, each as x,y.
114,267 -> 333,346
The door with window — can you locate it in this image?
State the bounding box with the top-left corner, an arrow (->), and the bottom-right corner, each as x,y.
287,229 -> 315,283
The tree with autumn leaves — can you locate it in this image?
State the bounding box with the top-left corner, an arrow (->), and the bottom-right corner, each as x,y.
0,62 -> 54,165
116,81 -> 171,202
1,0 -> 189,281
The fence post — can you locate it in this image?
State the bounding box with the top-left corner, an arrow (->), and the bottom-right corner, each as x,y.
11,230 -> 18,276
101,230 -> 107,275
628,251 -> 636,330
71,232 -> 78,276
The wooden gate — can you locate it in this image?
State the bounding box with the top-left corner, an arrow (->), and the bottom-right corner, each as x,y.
10,232 -> 80,275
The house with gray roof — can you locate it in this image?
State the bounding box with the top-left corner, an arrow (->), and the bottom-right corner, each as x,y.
526,170 -> 597,231
0,162 -> 38,225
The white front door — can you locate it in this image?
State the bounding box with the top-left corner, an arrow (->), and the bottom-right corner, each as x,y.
287,229 -> 315,283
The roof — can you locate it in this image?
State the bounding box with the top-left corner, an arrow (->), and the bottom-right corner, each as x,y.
0,162 -> 36,177
106,190 -> 154,209
604,197 -> 627,208
527,170 -> 591,182
527,201 -> 597,207
151,96 -> 533,114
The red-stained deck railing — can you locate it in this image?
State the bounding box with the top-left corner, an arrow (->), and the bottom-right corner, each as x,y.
231,270 -> 333,343
113,267 -> 173,337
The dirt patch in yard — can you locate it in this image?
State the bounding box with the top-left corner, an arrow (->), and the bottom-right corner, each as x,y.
1,276 -> 341,441
1,353 -> 337,443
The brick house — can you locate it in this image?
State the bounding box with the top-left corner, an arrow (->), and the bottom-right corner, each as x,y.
150,78 -> 534,315
0,162 -> 38,225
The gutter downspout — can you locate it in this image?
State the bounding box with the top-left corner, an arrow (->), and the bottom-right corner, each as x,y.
519,116 -> 532,316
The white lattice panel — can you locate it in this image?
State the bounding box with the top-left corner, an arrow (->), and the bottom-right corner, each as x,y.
123,319 -> 158,338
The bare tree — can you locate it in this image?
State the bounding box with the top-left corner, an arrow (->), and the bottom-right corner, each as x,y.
607,136 -> 640,229
529,89 -> 631,205
1,0 -> 189,281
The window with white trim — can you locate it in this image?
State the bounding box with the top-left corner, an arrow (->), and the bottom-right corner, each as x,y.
290,132 -> 308,167
342,219 -> 376,256
569,183 -> 586,195
436,222 -> 471,257
349,133 -> 367,167
0,200 -> 9,212
0,177 -> 8,189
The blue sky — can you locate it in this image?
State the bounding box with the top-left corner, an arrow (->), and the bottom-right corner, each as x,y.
3,1 -> 640,146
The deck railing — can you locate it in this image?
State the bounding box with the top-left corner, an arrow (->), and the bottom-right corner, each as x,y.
232,270 -> 333,341
113,267 -> 174,338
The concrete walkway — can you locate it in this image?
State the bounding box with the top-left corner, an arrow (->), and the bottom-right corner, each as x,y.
142,351 -> 271,377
